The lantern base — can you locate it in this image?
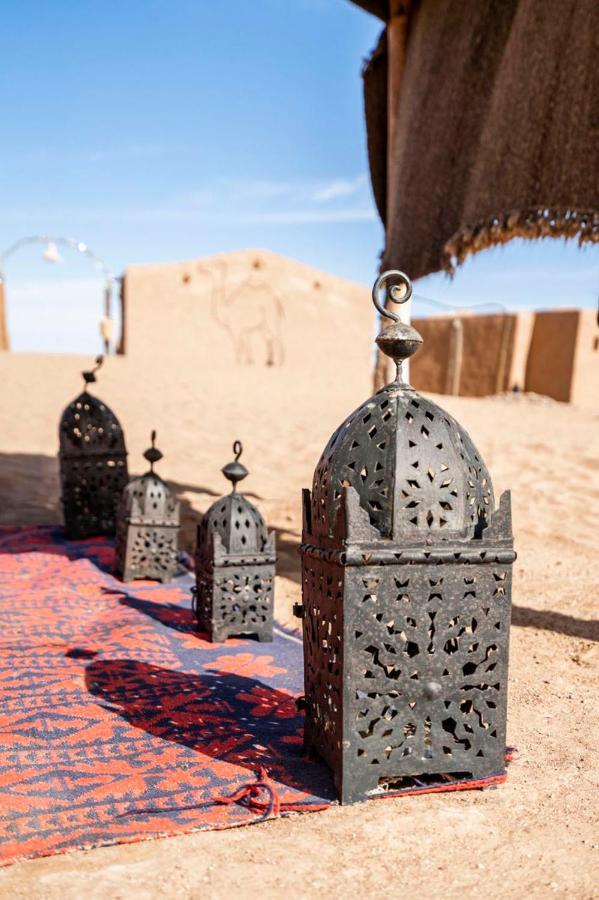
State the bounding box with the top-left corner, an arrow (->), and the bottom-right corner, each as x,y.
114,521 -> 179,585
192,564 -> 275,644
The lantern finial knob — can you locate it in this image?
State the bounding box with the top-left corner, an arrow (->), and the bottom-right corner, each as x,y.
143,429 -> 163,472
372,271 -> 422,383
222,440 -> 248,492
82,355 -> 103,391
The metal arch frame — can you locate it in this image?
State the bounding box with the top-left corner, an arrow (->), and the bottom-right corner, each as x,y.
0,234 -> 118,353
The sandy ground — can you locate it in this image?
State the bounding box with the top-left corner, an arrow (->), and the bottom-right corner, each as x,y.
0,346 -> 597,899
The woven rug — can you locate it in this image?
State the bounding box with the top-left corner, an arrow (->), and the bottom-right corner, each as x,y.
0,526 -> 509,865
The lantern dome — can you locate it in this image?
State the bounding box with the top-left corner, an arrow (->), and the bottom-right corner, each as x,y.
310,271 -> 493,543
198,493 -> 270,556
120,451 -> 179,525
311,385 -> 494,542
59,391 -> 126,457
197,443 -> 270,558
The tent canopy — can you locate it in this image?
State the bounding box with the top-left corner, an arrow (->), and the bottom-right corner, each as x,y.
351,0 -> 599,280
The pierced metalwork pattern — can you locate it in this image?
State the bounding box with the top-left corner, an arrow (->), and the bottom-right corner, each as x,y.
194,564 -> 275,643
347,564 -> 510,780
393,394 -> 493,537
312,385 -> 397,540
301,558 -> 344,776
59,392 -> 126,455
301,555 -> 512,804
59,392 -> 128,539
198,493 -> 269,557
115,523 -> 179,583
311,387 -> 493,541
123,473 -> 179,522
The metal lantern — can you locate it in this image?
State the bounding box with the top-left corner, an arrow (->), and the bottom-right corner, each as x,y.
193,441 -> 275,643
114,431 -> 180,583
296,271 -> 515,804
59,356 -> 128,539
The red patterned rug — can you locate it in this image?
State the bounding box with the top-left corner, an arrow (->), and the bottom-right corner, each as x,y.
0,527 -> 509,866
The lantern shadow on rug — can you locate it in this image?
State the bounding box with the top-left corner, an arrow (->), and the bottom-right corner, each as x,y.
0,523 -> 116,573
101,587 -> 201,638
83,658 -> 336,800
117,591 -> 272,642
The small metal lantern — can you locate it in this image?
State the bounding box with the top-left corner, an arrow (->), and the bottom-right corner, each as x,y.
297,271 -> 515,804
115,431 -> 180,583
193,441 -> 275,642
59,356 -> 128,539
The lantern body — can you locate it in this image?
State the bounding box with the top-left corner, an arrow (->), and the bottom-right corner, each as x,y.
59,391 -> 128,539
115,471 -> 180,583
299,384 -> 514,804
194,491 -> 275,642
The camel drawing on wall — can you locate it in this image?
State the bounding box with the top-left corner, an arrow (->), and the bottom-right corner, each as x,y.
199,258 -> 285,366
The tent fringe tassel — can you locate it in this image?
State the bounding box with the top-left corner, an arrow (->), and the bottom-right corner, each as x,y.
442,207 -> 599,276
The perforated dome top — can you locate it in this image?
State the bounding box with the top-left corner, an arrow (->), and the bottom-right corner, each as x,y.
59,358 -> 127,459
198,492 -> 270,556
311,383 -> 493,541
59,392 -> 126,457
119,431 -> 178,524
310,271 -> 494,543
121,472 -> 178,524
197,441 -> 271,557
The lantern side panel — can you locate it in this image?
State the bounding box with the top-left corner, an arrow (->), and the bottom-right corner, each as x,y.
60,456 -> 128,538
339,561 -> 511,803
301,555 -> 345,780
122,523 -> 179,582
195,562 -> 274,642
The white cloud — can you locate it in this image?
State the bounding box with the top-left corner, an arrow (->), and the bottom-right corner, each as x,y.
176,173 -> 374,224
313,174 -> 368,203
0,173 -> 376,228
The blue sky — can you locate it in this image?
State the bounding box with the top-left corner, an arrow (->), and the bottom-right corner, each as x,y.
1,0 -> 596,352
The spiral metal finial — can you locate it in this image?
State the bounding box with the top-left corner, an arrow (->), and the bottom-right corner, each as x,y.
143,429 -> 163,472
372,270 -> 413,322
222,440 -> 249,492
373,270 -> 422,384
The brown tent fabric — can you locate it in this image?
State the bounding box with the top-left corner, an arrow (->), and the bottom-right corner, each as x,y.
357,0 -> 599,280
362,28 -> 388,225
351,0 -> 387,17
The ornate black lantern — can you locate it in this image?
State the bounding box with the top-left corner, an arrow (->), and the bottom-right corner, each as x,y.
297,271 -> 515,804
114,431 -> 180,583
193,441 -> 275,643
59,356 -> 128,539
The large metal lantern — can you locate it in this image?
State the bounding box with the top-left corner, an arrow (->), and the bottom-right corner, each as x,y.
115,431 -> 180,583
193,441 -> 276,643
59,356 -> 128,539
296,271 -> 515,804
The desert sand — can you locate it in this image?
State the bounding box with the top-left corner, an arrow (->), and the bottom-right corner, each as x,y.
0,253 -> 597,899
